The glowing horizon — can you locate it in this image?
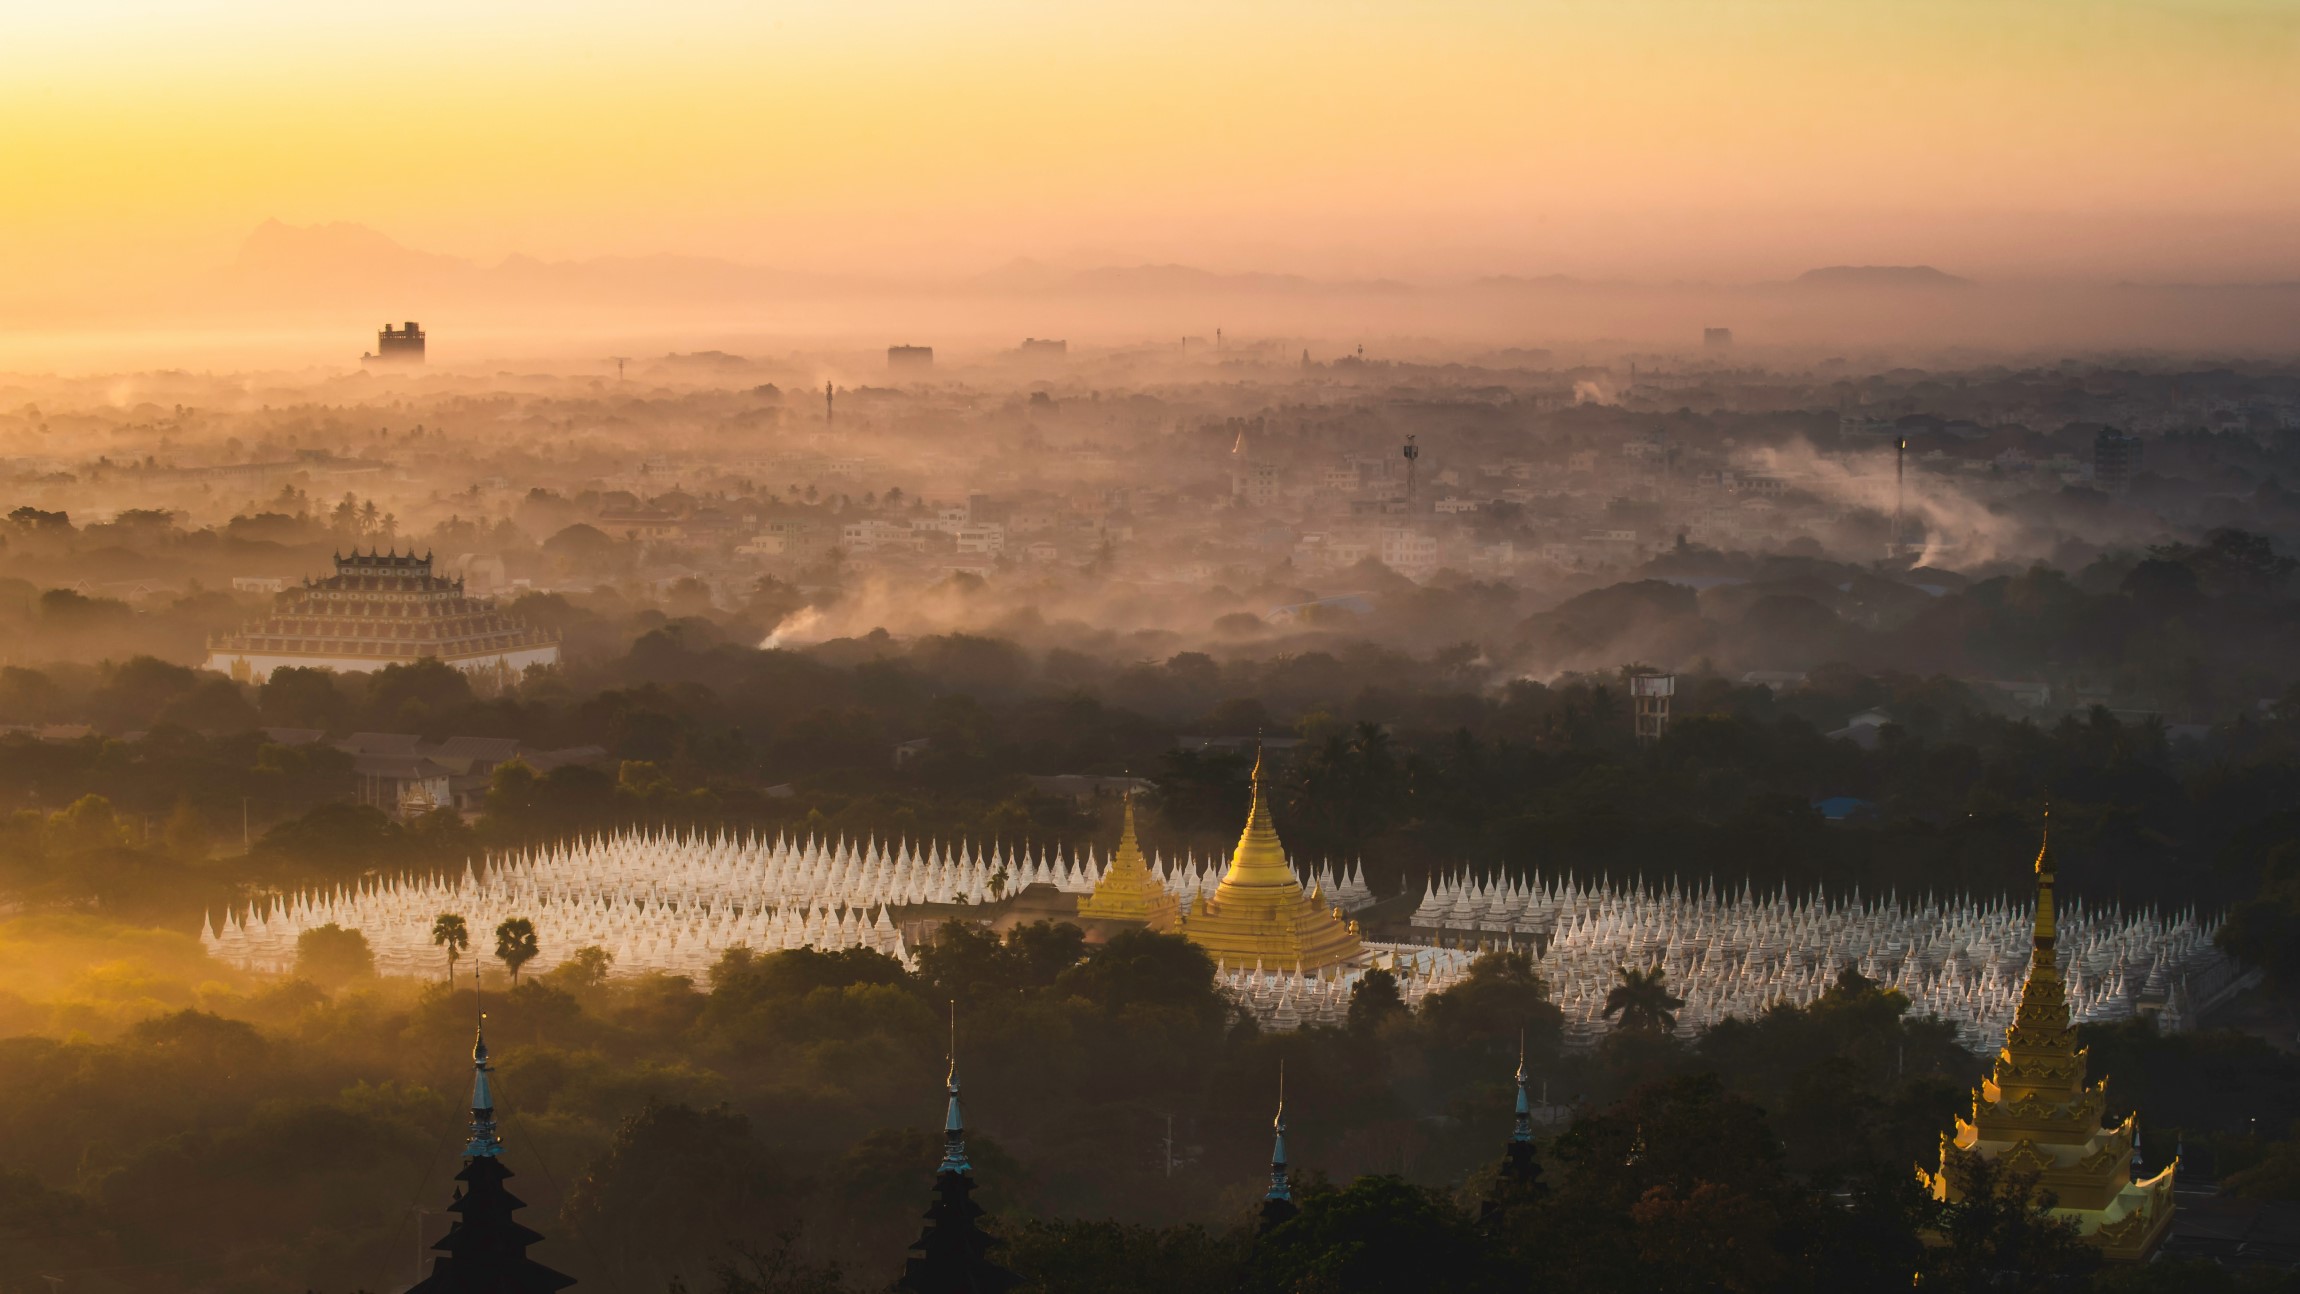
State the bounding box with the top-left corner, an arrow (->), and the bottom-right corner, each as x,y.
3,0 -> 2297,305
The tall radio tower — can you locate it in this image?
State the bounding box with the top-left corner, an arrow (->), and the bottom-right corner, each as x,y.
1401,435 -> 1420,506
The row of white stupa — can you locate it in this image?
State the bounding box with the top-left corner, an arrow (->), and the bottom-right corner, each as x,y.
200,828 -> 1377,983
198,828 -> 2238,1050
1407,869 -> 2239,1050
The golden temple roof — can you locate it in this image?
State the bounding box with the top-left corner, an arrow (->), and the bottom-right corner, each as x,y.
1923,818 -> 2175,1262
1076,796 -> 1180,930
1177,745 -> 1363,972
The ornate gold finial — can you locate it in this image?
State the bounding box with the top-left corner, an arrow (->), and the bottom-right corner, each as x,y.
2033,805 -> 2057,953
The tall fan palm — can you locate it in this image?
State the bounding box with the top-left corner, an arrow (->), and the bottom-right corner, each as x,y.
431,912 -> 469,985
495,916 -> 540,984
1604,964 -> 1685,1034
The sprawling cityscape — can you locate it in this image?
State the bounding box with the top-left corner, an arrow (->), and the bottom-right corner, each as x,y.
3,1 -> 2299,1291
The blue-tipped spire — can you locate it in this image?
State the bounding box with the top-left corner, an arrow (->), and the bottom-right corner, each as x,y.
1265,1062 -> 1292,1204
466,968 -> 503,1158
1512,1032 -> 1533,1145
939,1002 -> 971,1175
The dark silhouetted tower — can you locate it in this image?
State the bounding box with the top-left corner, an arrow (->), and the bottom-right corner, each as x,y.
408,992 -> 575,1294
898,1016 -> 1018,1294
1401,435 -> 1420,506
1480,1036 -> 1547,1227
365,322 -> 425,367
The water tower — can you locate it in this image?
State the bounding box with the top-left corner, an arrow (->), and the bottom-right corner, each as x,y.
1630,672 -> 1676,743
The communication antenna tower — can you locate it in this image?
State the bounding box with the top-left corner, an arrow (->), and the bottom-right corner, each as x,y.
1893,435 -> 1908,558
1401,434 -> 1420,505
609,357 -> 630,382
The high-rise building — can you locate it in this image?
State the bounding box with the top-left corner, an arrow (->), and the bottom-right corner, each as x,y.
364,321 -> 426,367
1018,338 -> 1067,359
1922,825 -> 2177,1261
1703,327 -> 1734,350
407,1012 -> 576,1294
888,344 -> 935,372
2095,429 -> 2143,495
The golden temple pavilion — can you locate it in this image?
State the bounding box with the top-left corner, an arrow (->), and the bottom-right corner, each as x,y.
1921,824 -> 2175,1261
1177,747 -> 1364,972
1076,796 -> 1180,930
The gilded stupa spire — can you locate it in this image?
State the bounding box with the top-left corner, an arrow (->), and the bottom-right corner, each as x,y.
2032,808 -> 2057,961
1222,743 -> 1298,894
1176,743 -> 1364,972
1076,791 -> 1180,929
1922,812 -> 2177,1262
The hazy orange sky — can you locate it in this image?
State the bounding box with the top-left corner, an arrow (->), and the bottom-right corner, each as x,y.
5,0 -> 2298,300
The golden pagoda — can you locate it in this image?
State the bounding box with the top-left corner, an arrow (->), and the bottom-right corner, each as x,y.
1177,747 -> 1364,972
1076,795 -> 1181,931
1921,823 -> 2175,1261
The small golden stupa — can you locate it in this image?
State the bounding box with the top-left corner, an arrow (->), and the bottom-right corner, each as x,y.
1921,822 -> 2175,1261
1177,747 -> 1364,972
1076,795 -> 1181,931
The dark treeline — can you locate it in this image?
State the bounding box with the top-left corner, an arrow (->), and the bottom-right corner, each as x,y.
4,927 -> 2297,1294
12,603 -> 2300,926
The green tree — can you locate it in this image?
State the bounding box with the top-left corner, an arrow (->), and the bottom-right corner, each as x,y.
160,797 -> 210,861
495,916 -> 540,984
1254,1175 -> 1496,1294
294,923 -> 375,989
561,1103 -> 792,1292
1920,1154 -> 2100,1292
549,945 -> 615,994
1347,967 -> 1408,1036
431,912 -> 469,985
1604,964 -> 1685,1035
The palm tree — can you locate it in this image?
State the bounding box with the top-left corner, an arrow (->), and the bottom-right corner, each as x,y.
1604,964 -> 1685,1034
431,912 -> 469,985
495,916 -> 540,984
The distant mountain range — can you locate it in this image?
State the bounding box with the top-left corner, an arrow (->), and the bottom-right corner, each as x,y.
1792,265 -> 1973,288
222,220 -> 1985,308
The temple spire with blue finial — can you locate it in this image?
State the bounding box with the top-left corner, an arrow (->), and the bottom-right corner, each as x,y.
939,1002 -> 971,1175
408,965 -> 573,1294
1482,1032 -> 1547,1227
466,966 -> 504,1158
1511,1032 -> 1534,1146
898,1002 -> 1018,1294
1258,1062 -> 1298,1233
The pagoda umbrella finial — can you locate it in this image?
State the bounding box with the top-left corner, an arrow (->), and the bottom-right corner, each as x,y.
1258,1059 -> 1298,1233
940,999 -> 970,1175
466,964 -> 502,1158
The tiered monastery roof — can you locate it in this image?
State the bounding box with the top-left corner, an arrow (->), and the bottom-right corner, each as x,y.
207,549 -> 557,675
